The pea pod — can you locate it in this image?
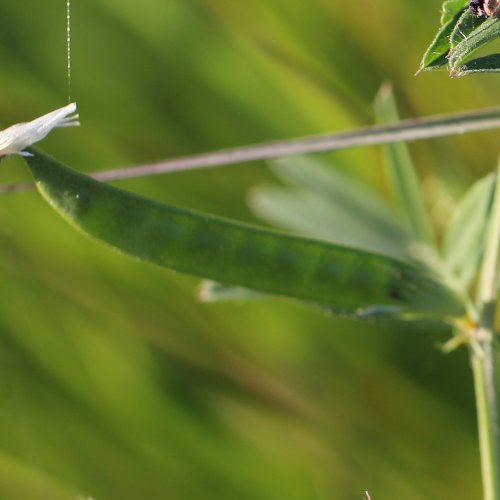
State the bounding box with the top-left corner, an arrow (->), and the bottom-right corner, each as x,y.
26,150 -> 465,320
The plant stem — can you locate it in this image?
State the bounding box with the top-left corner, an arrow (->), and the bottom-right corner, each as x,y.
472,340 -> 499,500
473,164 -> 500,500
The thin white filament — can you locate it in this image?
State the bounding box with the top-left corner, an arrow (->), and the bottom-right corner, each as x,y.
67,0 -> 72,102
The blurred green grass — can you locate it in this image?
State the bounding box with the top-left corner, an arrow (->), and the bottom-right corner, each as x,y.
0,1 -> 495,498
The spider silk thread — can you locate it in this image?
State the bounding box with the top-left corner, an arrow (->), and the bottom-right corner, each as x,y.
67,0 -> 71,102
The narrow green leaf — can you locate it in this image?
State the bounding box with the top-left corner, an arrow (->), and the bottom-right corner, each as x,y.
374,85 -> 436,246
443,173 -> 495,289
419,22 -> 455,72
26,150 -> 465,320
449,9 -> 486,49
449,17 -> 500,73
250,184 -> 410,259
476,167 -> 500,314
419,5 -> 466,72
249,157 -> 410,259
455,53 -> 500,75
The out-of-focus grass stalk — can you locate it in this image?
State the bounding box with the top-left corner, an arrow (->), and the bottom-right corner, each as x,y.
2,106 -> 500,194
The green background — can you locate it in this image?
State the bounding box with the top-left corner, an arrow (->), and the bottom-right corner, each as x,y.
0,1 -> 497,498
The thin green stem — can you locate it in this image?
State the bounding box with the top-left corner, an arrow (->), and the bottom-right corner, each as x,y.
472,339 -> 499,500
473,164 -> 500,500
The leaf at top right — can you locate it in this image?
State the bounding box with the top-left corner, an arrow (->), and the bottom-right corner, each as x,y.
419,0 -> 500,76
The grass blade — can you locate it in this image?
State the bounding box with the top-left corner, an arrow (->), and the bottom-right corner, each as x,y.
374,84 -> 436,246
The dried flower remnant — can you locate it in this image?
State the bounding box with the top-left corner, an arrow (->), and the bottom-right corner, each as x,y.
0,103 -> 79,158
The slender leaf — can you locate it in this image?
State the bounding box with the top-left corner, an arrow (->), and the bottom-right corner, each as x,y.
449,17 -> 500,73
419,5 -> 467,71
455,53 -> 500,75
250,185 -> 409,259
249,157 -> 410,259
449,9 -> 486,49
443,173 -> 495,289
25,150 -> 465,320
374,85 -> 436,246
477,168 -> 500,312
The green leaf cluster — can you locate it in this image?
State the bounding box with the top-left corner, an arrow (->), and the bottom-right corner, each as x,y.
420,0 -> 500,76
